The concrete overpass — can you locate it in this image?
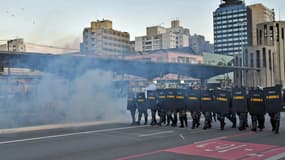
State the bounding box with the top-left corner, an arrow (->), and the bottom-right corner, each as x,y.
0,51 -> 258,80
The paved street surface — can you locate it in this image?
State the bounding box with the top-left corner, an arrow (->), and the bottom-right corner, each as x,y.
0,116 -> 285,160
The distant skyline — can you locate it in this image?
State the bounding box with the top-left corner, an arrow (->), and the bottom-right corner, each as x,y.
0,0 -> 284,48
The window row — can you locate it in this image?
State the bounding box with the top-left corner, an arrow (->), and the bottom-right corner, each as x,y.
214,13 -> 247,20
214,28 -> 247,34
215,37 -> 248,43
214,18 -> 247,25
214,9 -> 246,16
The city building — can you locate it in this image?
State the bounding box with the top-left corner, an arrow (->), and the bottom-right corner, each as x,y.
234,21 -> 285,87
80,19 -> 131,56
125,48 -> 202,80
129,41 -> 135,53
126,48 -> 202,64
0,38 -> 76,54
0,39 -> 25,52
248,3 -> 275,46
214,0 -> 250,55
189,34 -> 214,54
135,20 -> 190,52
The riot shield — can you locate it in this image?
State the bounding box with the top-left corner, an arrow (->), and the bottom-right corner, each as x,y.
186,89 -> 200,112
147,90 -> 157,109
127,92 -> 136,110
264,86 -> 283,113
214,89 -> 231,114
200,90 -> 215,112
232,88 -> 248,113
248,89 -> 266,115
157,89 -> 167,109
136,92 -> 147,111
165,89 -> 176,110
175,89 -> 187,110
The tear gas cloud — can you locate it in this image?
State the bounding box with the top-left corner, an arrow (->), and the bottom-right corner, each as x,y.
0,60 -> 130,128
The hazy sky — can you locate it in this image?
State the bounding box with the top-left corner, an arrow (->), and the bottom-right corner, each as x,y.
0,0 -> 284,48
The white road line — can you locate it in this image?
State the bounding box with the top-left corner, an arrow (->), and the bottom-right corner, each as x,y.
0,125 -> 149,145
138,131 -> 174,137
265,152 -> 285,160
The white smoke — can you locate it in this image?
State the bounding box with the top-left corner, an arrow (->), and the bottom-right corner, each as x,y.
0,69 -> 129,128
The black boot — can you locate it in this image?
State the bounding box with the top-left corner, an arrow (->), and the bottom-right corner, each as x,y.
275,120 -> 280,134
221,122 -> 225,130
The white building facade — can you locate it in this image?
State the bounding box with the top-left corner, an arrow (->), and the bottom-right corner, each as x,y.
80,19 -> 131,56
135,20 -> 190,52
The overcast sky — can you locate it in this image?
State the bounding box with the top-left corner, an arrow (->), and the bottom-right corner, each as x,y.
0,0 -> 284,48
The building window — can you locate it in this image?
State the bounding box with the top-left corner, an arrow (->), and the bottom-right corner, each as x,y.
281,28 -> 284,40
262,48 -> 266,67
269,50 -> 272,70
256,50 -> 261,68
245,49 -> 248,67
276,23 -> 280,42
259,30 -> 262,45
250,53 -> 254,67
270,26 -> 274,41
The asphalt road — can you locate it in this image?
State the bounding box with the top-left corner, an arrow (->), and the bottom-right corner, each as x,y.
0,116 -> 285,160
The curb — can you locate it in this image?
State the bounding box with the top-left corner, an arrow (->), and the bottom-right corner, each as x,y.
0,120 -> 127,134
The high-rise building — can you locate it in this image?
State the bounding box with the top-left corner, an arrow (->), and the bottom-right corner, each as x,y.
248,3 -> 275,46
80,19 -> 131,56
189,34 -> 214,54
213,0 -> 250,55
235,21 -> 285,87
135,20 -> 190,52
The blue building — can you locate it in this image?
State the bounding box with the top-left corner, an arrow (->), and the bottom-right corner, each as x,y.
213,0 -> 251,55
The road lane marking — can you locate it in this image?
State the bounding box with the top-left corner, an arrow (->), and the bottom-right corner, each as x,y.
265,152 -> 285,160
0,125 -> 150,145
138,131 -> 174,137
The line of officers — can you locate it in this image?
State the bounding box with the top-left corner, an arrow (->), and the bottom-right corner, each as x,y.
127,85 -> 284,134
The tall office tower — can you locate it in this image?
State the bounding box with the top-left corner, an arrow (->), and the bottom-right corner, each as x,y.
213,0 -> 250,55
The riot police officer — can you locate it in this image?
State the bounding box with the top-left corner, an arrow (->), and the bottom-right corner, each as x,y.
203,112 -> 212,130
127,91 -> 137,125
157,89 -> 167,126
191,111 -> 201,129
232,88 -> 248,131
269,112 -> 280,134
158,103 -> 166,126
200,88 -> 214,130
136,92 -> 148,125
248,88 -> 266,132
147,90 -> 158,125
187,88 -> 201,129
264,86 -> 283,134
179,106 -> 188,128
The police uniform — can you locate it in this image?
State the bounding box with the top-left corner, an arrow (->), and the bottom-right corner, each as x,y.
248,89 -> 266,132
203,112 -> 212,130
127,92 -> 137,125
136,92 -> 148,125
232,88 -> 248,131
191,111 -> 201,129
179,107 -> 188,128
147,90 -> 158,126
264,86 -> 283,134
214,89 -> 232,130
268,112 -> 280,134
158,104 -> 166,126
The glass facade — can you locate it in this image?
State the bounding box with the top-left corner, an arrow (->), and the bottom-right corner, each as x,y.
213,1 -> 250,55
